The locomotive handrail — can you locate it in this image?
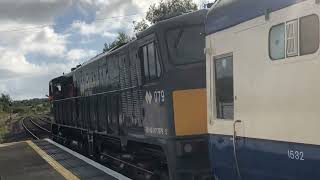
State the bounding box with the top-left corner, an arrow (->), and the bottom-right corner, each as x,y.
52,85 -> 138,102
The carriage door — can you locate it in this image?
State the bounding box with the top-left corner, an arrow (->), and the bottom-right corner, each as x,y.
213,53 -> 243,179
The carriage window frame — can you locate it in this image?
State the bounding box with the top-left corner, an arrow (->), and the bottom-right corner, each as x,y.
269,14 -> 320,61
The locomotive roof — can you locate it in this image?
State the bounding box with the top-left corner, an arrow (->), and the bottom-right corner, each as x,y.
206,0 -> 306,35
138,9 -> 208,38
63,9 -> 208,77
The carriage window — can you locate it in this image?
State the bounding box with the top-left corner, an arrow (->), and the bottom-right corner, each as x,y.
215,55 -> 234,120
140,42 -> 161,83
300,15 -> 319,55
270,14 -> 319,60
166,26 -> 205,65
270,23 -> 285,60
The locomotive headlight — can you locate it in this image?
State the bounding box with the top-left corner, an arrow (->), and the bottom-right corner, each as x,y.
184,143 -> 193,153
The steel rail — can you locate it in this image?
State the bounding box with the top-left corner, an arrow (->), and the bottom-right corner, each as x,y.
22,117 -> 64,141
21,118 -> 40,140
30,118 -> 51,133
38,116 -> 52,124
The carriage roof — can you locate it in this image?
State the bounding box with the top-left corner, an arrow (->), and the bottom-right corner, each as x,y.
206,0 -> 306,35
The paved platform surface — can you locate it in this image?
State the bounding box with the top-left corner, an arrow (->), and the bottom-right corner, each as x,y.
0,139 -> 131,180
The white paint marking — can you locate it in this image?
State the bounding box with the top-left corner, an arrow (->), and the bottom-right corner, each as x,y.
45,139 -> 131,180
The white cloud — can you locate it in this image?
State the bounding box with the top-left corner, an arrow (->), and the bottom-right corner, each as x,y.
67,48 -> 97,61
0,0 -> 72,99
71,0 -> 158,37
0,46 -> 74,100
21,27 -> 68,56
0,63 -> 71,100
71,21 -> 100,35
0,48 -> 41,75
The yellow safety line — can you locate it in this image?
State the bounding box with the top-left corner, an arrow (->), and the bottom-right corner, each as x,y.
26,140 -> 80,180
0,141 -> 24,148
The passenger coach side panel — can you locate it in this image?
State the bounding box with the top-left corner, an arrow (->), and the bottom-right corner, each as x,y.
207,1 -> 320,180
234,0 -> 320,148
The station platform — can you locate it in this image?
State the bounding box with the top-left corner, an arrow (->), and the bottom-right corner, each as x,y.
0,139 -> 131,180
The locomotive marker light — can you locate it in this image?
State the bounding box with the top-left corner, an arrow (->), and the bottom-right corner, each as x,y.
183,143 -> 193,153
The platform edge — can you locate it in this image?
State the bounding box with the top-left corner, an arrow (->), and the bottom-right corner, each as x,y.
45,138 -> 132,180
26,140 -> 80,180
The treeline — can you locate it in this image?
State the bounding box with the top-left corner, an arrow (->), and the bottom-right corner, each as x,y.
0,94 -> 50,114
14,98 -> 51,114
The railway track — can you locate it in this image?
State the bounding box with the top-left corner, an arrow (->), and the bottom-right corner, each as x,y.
40,116 -> 52,124
22,116 -> 159,179
21,117 -> 150,179
21,117 -> 51,140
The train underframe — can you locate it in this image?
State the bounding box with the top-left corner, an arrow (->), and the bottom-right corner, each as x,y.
51,124 -> 212,180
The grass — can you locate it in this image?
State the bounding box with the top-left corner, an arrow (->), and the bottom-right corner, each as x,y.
0,112 -> 8,142
0,125 -> 7,142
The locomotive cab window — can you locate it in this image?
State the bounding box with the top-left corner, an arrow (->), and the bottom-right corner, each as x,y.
166,25 -> 205,65
269,14 -> 319,60
139,42 -> 161,83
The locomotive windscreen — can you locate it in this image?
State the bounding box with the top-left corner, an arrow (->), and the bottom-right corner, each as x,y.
166,25 -> 205,65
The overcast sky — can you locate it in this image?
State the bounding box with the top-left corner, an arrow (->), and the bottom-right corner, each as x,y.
0,0 -> 208,100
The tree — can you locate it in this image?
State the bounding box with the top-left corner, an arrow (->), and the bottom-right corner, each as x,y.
103,32 -> 131,52
0,94 -> 12,113
133,19 -> 149,34
133,0 -> 198,34
146,0 -> 197,24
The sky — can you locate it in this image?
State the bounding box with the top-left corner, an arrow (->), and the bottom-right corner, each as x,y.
0,0 -> 209,100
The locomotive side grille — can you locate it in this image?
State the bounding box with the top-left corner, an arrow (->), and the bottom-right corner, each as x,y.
118,52 -> 144,129
120,56 -> 129,126
119,54 -> 144,128
133,52 -> 143,128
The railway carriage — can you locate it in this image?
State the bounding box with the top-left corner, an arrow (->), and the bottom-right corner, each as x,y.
205,0 -> 320,179
50,9 -> 212,180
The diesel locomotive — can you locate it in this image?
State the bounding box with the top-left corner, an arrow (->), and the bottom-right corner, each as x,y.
49,9 -> 212,180
205,0 -> 320,179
